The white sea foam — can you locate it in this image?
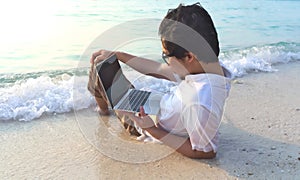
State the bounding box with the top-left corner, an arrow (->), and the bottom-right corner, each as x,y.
0,74 -> 94,121
0,72 -> 176,121
220,43 -> 300,77
0,43 -> 299,121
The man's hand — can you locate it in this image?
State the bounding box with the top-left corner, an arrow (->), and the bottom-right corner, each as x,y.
117,106 -> 156,129
90,49 -> 114,64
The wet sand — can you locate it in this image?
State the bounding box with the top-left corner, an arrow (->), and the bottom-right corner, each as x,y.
1,62 -> 299,179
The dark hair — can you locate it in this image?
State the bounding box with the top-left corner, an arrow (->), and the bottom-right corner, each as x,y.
159,3 -> 219,62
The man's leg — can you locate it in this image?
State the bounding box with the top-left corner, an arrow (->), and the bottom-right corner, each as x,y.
95,97 -> 110,115
87,64 -> 110,115
87,64 -> 140,136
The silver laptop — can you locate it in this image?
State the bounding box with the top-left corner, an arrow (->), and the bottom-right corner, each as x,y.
96,54 -> 163,115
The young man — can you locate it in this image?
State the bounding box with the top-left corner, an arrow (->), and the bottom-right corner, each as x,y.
88,3 -> 232,159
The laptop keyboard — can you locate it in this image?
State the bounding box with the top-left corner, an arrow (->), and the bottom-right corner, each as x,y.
118,89 -> 151,112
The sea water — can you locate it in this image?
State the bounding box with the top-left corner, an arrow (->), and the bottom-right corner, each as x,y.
0,0 -> 299,121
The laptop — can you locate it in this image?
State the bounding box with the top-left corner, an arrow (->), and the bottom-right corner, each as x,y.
95,54 -> 163,115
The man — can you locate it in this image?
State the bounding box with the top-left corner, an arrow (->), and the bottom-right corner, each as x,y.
88,3 -> 231,159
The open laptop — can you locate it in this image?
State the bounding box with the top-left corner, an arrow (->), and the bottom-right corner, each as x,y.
95,54 -> 163,115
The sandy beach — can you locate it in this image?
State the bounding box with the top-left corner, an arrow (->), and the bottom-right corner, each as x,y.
1,61 -> 299,179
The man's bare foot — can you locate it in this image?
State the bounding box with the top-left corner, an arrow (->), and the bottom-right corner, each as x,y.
96,107 -> 110,116
98,108 -> 110,116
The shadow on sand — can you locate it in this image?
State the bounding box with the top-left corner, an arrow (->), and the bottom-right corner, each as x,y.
201,119 -> 300,179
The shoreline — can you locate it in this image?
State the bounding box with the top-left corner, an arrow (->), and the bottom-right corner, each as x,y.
1,61 -> 300,179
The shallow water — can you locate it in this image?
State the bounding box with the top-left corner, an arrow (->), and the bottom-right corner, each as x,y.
0,0 -> 299,121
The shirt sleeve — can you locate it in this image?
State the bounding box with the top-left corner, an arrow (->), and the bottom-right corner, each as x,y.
183,104 -> 220,152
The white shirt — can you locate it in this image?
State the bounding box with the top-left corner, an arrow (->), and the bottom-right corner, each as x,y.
158,67 -> 232,152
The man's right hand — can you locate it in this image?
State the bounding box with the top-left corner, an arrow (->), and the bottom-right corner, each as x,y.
90,49 -> 114,64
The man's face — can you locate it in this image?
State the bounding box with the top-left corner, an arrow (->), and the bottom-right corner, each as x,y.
162,46 -> 189,79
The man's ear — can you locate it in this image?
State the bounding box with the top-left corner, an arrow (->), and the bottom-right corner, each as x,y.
185,52 -> 195,63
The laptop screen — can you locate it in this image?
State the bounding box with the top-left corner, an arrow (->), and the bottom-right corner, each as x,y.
96,55 -> 133,108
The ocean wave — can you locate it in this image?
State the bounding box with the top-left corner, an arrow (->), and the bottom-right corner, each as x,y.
0,74 -> 94,121
0,73 -> 173,121
220,42 -> 300,77
0,42 -> 299,121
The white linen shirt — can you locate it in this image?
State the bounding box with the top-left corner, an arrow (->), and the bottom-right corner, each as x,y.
158,67 -> 232,153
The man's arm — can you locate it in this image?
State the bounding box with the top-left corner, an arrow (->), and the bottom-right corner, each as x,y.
91,49 -> 176,81
115,51 -> 176,81
145,125 -> 216,159
121,107 -> 216,159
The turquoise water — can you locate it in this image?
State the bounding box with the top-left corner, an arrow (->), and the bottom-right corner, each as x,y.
0,0 -> 299,121
0,0 -> 299,74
